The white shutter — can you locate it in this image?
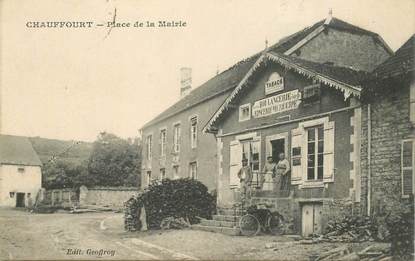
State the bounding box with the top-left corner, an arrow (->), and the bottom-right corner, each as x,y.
229,140 -> 242,188
323,121 -> 335,182
291,127 -> 303,185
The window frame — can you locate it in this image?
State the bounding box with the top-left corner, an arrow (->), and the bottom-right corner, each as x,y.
239,103 -> 251,122
306,125 -> 324,181
190,116 -> 198,149
173,123 -> 181,153
401,139 -> 415,198
189,161 -> 197,179
146,134 -> 153,161
160,128 -> 167,157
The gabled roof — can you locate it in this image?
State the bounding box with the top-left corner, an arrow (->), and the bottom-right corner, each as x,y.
373,34 -> 415,78
0,135 -> 42,166
141,17 -> 390,129
204,52 -> 369,132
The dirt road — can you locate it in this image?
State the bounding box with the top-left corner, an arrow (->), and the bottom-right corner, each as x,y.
0,208 -> 381,260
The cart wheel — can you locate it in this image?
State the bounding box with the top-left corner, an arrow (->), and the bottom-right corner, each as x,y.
239,214 -> 260,236
267,214 -> 282,235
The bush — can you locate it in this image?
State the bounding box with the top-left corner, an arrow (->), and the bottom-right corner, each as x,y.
124,178 -> 216,231
386,199 -> 414,259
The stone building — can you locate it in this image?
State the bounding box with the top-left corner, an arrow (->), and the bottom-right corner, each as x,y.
140,16 -> 392,195
0,135 -> 42,207
360,35 -> 415,216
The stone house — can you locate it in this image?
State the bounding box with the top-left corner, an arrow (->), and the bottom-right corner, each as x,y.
0,135 -> 42,207
360,35 -> 415,216
140,16 -> 392,195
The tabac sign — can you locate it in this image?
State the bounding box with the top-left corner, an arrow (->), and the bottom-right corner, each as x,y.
265,72 -> 284,95
252,89 -> 301,118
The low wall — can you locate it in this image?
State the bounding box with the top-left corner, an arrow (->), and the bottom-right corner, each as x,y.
42,186 -> 139,209
80,186 -> 139,208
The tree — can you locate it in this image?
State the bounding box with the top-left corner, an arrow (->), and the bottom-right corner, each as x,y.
87,132 -> 141,187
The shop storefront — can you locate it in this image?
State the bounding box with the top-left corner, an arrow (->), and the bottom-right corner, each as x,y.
205,52 -> 366,235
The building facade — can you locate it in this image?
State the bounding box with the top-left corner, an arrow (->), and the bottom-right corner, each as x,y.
205,52 -> 369,236
140,16 -> 392,194
0,135 -> 42,207
360,35 -> 415,216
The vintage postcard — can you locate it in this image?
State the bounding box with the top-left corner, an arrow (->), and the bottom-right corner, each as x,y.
0,0 -> 414,260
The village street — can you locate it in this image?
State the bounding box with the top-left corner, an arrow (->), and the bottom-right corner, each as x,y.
0,208 -> 387,260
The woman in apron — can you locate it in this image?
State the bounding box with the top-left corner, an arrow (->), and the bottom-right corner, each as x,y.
261,156 -> 276,191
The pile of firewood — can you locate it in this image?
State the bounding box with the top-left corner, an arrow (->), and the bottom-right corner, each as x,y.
313,244 -> 392,261
323,215 -> 377,242
160,217 -> 190,230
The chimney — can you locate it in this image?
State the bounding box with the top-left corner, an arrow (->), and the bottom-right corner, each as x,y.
180,67 -> 192,98
324,8 -> 333,25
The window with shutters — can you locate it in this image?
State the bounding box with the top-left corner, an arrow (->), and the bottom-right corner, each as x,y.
190,116 -> 198,149
306,126 -> 324,181
189,162 -> 197,179
173,124 -> 181,153
401,140 -> 414,197
160,129 -> 167,156
146,135 -> 152,161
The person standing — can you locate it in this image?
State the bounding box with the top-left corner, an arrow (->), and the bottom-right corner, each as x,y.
237,158 -> 253,201
261,156 -> 276,191
276,152 -> 291,195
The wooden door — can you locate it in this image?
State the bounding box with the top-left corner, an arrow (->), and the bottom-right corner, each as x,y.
302,203 -> 323,237
302,204 -> 314,237
313,204 -> 323,235
16,193 -> 25,207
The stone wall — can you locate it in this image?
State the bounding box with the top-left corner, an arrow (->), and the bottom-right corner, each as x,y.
80,186 -> 138,208
43,186 -> 139,209
360,81 -> 414,215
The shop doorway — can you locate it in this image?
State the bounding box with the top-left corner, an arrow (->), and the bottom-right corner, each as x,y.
16,193 -> 25,208
302,203 -> 323,237
271,139 -> 285,162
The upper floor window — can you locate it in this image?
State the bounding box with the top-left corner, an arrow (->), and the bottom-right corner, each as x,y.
190,116 -> 198,149
306,126 -> 324,181
160,129 -> 167,156
173,124 -> 181,153
189,162 -> 197,179
402,140 -> 414,197
18,167 -> 25,173
146,135 -> 152,160
239,104 -> 251,122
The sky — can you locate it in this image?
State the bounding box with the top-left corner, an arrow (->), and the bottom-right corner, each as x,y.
0,0 -> 414,142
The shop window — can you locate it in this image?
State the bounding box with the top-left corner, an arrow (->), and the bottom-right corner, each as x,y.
306,125 -> 324,181
189,162 -> 197,179
239,104 -> 251,122
401,140 -> 414,197
160,129 -> 167,156
173,124 -> 181,153
146,135 -> 152,161
190,116 -> 198,149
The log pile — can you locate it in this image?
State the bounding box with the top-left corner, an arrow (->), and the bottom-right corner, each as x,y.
160,217 -> 191,230
124,196 -> 142,231
322,216 -> 377,242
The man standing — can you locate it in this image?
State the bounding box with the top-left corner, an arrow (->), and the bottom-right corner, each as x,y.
276,152 -> 291,195
238,158 -> 252,201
